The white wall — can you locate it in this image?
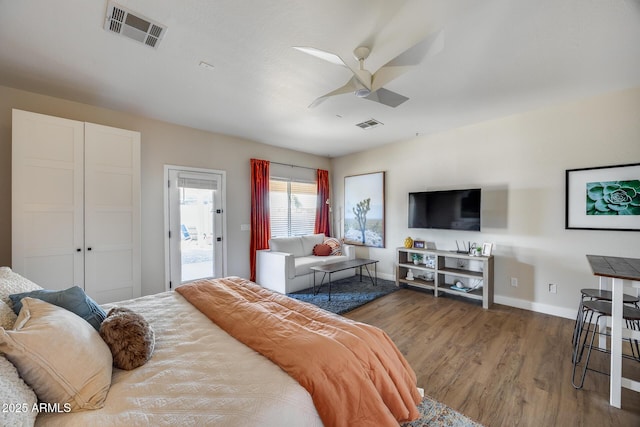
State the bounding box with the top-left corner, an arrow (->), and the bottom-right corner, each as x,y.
331,87 -> 640,318
0,85 -> 331,296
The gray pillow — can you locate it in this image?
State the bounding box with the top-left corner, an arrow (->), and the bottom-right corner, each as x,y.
9,286 -> 106,331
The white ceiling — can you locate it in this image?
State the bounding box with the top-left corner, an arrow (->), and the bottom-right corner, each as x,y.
1,0 -> 639,157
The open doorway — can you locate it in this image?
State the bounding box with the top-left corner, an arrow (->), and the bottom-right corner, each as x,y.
165,166 -> 226,289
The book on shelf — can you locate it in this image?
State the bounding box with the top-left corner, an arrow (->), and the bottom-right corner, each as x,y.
450,285 -> 474,293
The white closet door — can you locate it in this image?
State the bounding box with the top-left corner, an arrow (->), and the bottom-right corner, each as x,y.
12,109 -> 85,290
84,123 -> 141,304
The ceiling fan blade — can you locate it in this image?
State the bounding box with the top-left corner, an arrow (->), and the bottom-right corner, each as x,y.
371,29 -> 444,91
308,76 -> 360,108
364,88 -> 409,108
292,46 -> 348,67
294,46 -> 371,90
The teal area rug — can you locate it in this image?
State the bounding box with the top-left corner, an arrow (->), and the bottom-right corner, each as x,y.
288,276 -> 399,315
404,395 -> 483,427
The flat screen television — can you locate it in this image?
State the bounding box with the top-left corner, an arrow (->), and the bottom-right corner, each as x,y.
408,189 -> 481,231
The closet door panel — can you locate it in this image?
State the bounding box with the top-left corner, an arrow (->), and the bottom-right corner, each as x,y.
84,123 -> 140,304
12,109 -> 84,290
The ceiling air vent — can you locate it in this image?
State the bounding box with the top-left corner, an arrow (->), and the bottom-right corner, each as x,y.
355,118 -> 384,130
104,1 -> 166,49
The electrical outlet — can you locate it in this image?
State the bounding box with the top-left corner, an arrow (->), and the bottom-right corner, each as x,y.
549,283 -> 557,294
510,277 -> 518,287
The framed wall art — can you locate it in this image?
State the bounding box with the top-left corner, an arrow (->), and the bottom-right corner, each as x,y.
565,163 -> 640,231
344,171 -> 385,247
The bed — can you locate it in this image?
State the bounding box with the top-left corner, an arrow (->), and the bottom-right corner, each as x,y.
0,271 -> 420,427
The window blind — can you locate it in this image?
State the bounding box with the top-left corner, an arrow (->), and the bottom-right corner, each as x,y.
269,179 -> 316,238
177,172 -> 218,190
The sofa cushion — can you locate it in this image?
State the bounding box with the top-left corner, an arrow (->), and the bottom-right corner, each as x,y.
269,237 -> 305,257
312,243 -> 332,256
294,256 -> 326,276
324,237 -> 344,256
295,254 -> 351,276
300,234 -> 325,255
320,255 -> 349,265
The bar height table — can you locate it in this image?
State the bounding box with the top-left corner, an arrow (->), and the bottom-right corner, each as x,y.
586,255 -> 640,408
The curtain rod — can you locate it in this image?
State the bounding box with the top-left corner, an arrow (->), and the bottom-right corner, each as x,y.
270,161 -> 319,172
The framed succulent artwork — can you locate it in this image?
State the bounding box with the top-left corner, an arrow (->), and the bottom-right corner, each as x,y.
565,163 -> 640,231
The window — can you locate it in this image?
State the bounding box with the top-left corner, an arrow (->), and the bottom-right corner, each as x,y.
270,179 -> 317,238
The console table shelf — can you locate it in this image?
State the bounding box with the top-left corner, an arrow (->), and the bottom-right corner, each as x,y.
396,247 -> 494,309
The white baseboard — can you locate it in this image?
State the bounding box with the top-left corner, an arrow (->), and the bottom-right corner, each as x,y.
377,272 -> 395,282
494,295 -> 577,320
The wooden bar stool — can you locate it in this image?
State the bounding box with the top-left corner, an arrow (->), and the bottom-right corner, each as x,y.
572,300 -> 640,389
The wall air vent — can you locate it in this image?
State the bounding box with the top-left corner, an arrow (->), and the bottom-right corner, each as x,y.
355,118 -> 384,130
104,1 -> 166,49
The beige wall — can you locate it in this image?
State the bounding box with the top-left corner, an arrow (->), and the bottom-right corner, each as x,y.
0,85 -> 330,296
3,84 -> 639,317
331,87 -> 640,318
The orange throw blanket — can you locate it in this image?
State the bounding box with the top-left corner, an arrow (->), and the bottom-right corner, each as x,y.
176,277 -> 420,427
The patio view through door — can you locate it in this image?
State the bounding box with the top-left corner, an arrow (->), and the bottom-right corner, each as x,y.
166,167 -> 225,289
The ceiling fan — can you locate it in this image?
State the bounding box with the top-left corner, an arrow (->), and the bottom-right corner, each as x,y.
294,30 -> 443,108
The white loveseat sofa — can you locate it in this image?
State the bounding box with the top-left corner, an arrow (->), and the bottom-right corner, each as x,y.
256,233 -> 355,294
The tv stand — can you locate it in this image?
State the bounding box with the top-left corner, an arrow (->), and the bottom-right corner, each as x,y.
395,248 -> 494,309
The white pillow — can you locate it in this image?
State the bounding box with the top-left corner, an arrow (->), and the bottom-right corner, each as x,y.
0,267 -> 43,308
0,355 -> 37,427
0,297 -> 113,412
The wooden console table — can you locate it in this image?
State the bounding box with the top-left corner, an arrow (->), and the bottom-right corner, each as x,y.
586,255 -> 640,408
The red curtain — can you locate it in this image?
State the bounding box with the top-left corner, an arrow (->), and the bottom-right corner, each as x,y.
314,169 -> 331,236
250,159 -> 270,282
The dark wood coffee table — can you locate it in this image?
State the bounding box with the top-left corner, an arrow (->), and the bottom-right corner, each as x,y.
311,258 -> 378,300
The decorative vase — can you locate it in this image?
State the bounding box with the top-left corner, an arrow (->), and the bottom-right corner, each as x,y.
404,237 -> 413,248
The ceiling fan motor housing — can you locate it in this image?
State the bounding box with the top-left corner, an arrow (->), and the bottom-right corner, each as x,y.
353,46 -> 371,62
354,88 -> 371,97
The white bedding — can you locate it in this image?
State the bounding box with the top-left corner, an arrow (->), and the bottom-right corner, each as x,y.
36,291 -> 323,427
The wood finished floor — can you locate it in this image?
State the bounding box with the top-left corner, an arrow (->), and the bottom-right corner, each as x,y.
344,288 -> 640,427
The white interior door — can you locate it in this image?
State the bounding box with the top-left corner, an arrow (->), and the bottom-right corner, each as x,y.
166,167 -> 225,289
84,123 -> 141,303
12,109 -> 85,290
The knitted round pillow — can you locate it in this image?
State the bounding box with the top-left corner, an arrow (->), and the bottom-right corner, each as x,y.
99,307 -> 155,370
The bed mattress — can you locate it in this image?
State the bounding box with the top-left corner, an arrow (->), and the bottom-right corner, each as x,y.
36,290 -> 323,426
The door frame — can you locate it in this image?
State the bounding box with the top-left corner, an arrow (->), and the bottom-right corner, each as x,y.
163,165 -> 227,291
